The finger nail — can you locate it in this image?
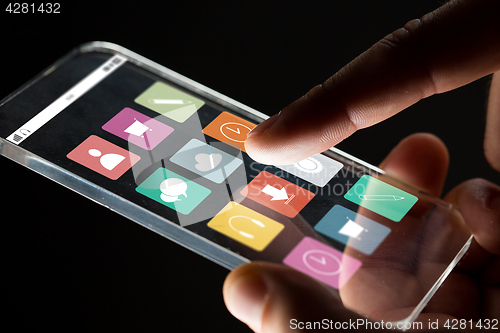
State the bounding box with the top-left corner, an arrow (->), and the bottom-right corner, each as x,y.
247,112 -> 280,138
226,271 -> 268,332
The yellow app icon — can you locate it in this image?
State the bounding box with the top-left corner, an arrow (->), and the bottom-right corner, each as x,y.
208,202 -> 284,251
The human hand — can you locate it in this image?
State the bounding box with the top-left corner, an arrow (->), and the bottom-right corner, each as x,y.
224,0 -> 500,331
224,133 -> 499,332
244,0 -> 500,168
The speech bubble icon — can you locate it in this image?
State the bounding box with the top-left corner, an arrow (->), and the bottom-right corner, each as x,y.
160,193 -> 180,202
160,178 -> 188,198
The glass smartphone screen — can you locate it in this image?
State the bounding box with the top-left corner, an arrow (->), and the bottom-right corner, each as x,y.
0,44 -> 471,323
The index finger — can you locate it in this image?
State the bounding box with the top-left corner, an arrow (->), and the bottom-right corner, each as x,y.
245,0 -> 500,165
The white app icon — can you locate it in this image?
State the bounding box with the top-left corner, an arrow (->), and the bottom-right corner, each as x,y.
159,178 -> 188,202
194,153 -> 222,171
124,119 -> 150,137
170,139 -> 243,184
220,122 -> 253,143
88,148 -> 125,171
303,249 -> 342,276
275,153 -> 343,187
294,157 -> 323,174
314,205 -> 391,255
262,184 -> 295,204
148,99 -> 192,105
338,218 -> 365,239
228,215 -> 265,239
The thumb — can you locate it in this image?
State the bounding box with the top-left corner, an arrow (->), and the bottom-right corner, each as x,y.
223,262 -> 364,333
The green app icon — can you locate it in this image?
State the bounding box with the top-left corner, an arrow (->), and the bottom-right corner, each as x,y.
135,81 -> 205,123
136,167 -> 211,215
344,175 -> 417,222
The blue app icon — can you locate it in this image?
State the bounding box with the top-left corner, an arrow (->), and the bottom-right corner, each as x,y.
314,205 -> 391,255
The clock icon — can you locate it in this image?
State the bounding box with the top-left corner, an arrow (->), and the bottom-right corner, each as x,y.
202,112 -> 257,153
302,249 -> 342,276
283,237 -> 362,289
220,122 -> 253,143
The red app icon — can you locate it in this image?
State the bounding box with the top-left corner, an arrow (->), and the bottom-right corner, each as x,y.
67,135 -> 141,180
240,171 -> 315,218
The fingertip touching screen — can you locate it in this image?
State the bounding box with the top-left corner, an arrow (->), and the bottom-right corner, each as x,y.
0,42 -> 471,325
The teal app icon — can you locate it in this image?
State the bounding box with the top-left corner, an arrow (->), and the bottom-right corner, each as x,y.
344,175 -> 417,222
136,167 -> 211,215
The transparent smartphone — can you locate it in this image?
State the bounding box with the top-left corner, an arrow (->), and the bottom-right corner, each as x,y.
0,42 -> 471,326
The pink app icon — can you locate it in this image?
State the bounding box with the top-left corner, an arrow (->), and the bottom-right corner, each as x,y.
283,237 -> 362,289
102,107 -> 174,150
67,135 -> 141,180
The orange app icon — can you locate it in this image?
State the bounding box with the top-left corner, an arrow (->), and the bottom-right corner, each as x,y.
67,135 -> 141,180
202,112 -> 256,152
240,171 -> 315,218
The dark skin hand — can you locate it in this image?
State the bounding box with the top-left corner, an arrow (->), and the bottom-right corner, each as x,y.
223,0 -> 500,332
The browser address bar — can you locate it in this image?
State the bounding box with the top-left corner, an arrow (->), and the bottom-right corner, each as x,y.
7,54 -> 127,145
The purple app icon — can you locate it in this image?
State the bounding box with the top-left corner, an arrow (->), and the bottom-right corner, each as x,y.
102,108 -> 174,150
283,237 -> 362,289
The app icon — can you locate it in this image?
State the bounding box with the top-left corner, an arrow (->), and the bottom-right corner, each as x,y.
339,220 -> 364,238
275,153 -> 343,187
135,167 -> 211,215
67,135 -> 141,180
344,175 -> 418,222
170,139 -> 243,184
283,237 -> 362,289
314,205 -> 391,255
240,171 -> 315,218
202,112 -> 256,152
102,107 -> 174,150
135,81 -> 205,123
207,202 -> 284,251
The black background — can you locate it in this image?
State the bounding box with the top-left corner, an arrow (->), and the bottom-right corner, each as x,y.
1,1 -> 498,332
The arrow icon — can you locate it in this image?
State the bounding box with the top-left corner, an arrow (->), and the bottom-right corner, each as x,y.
225,126 -> 241,134
262,184 -> 290,201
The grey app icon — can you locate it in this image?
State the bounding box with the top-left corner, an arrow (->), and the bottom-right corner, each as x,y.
170,138 -> 243,184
